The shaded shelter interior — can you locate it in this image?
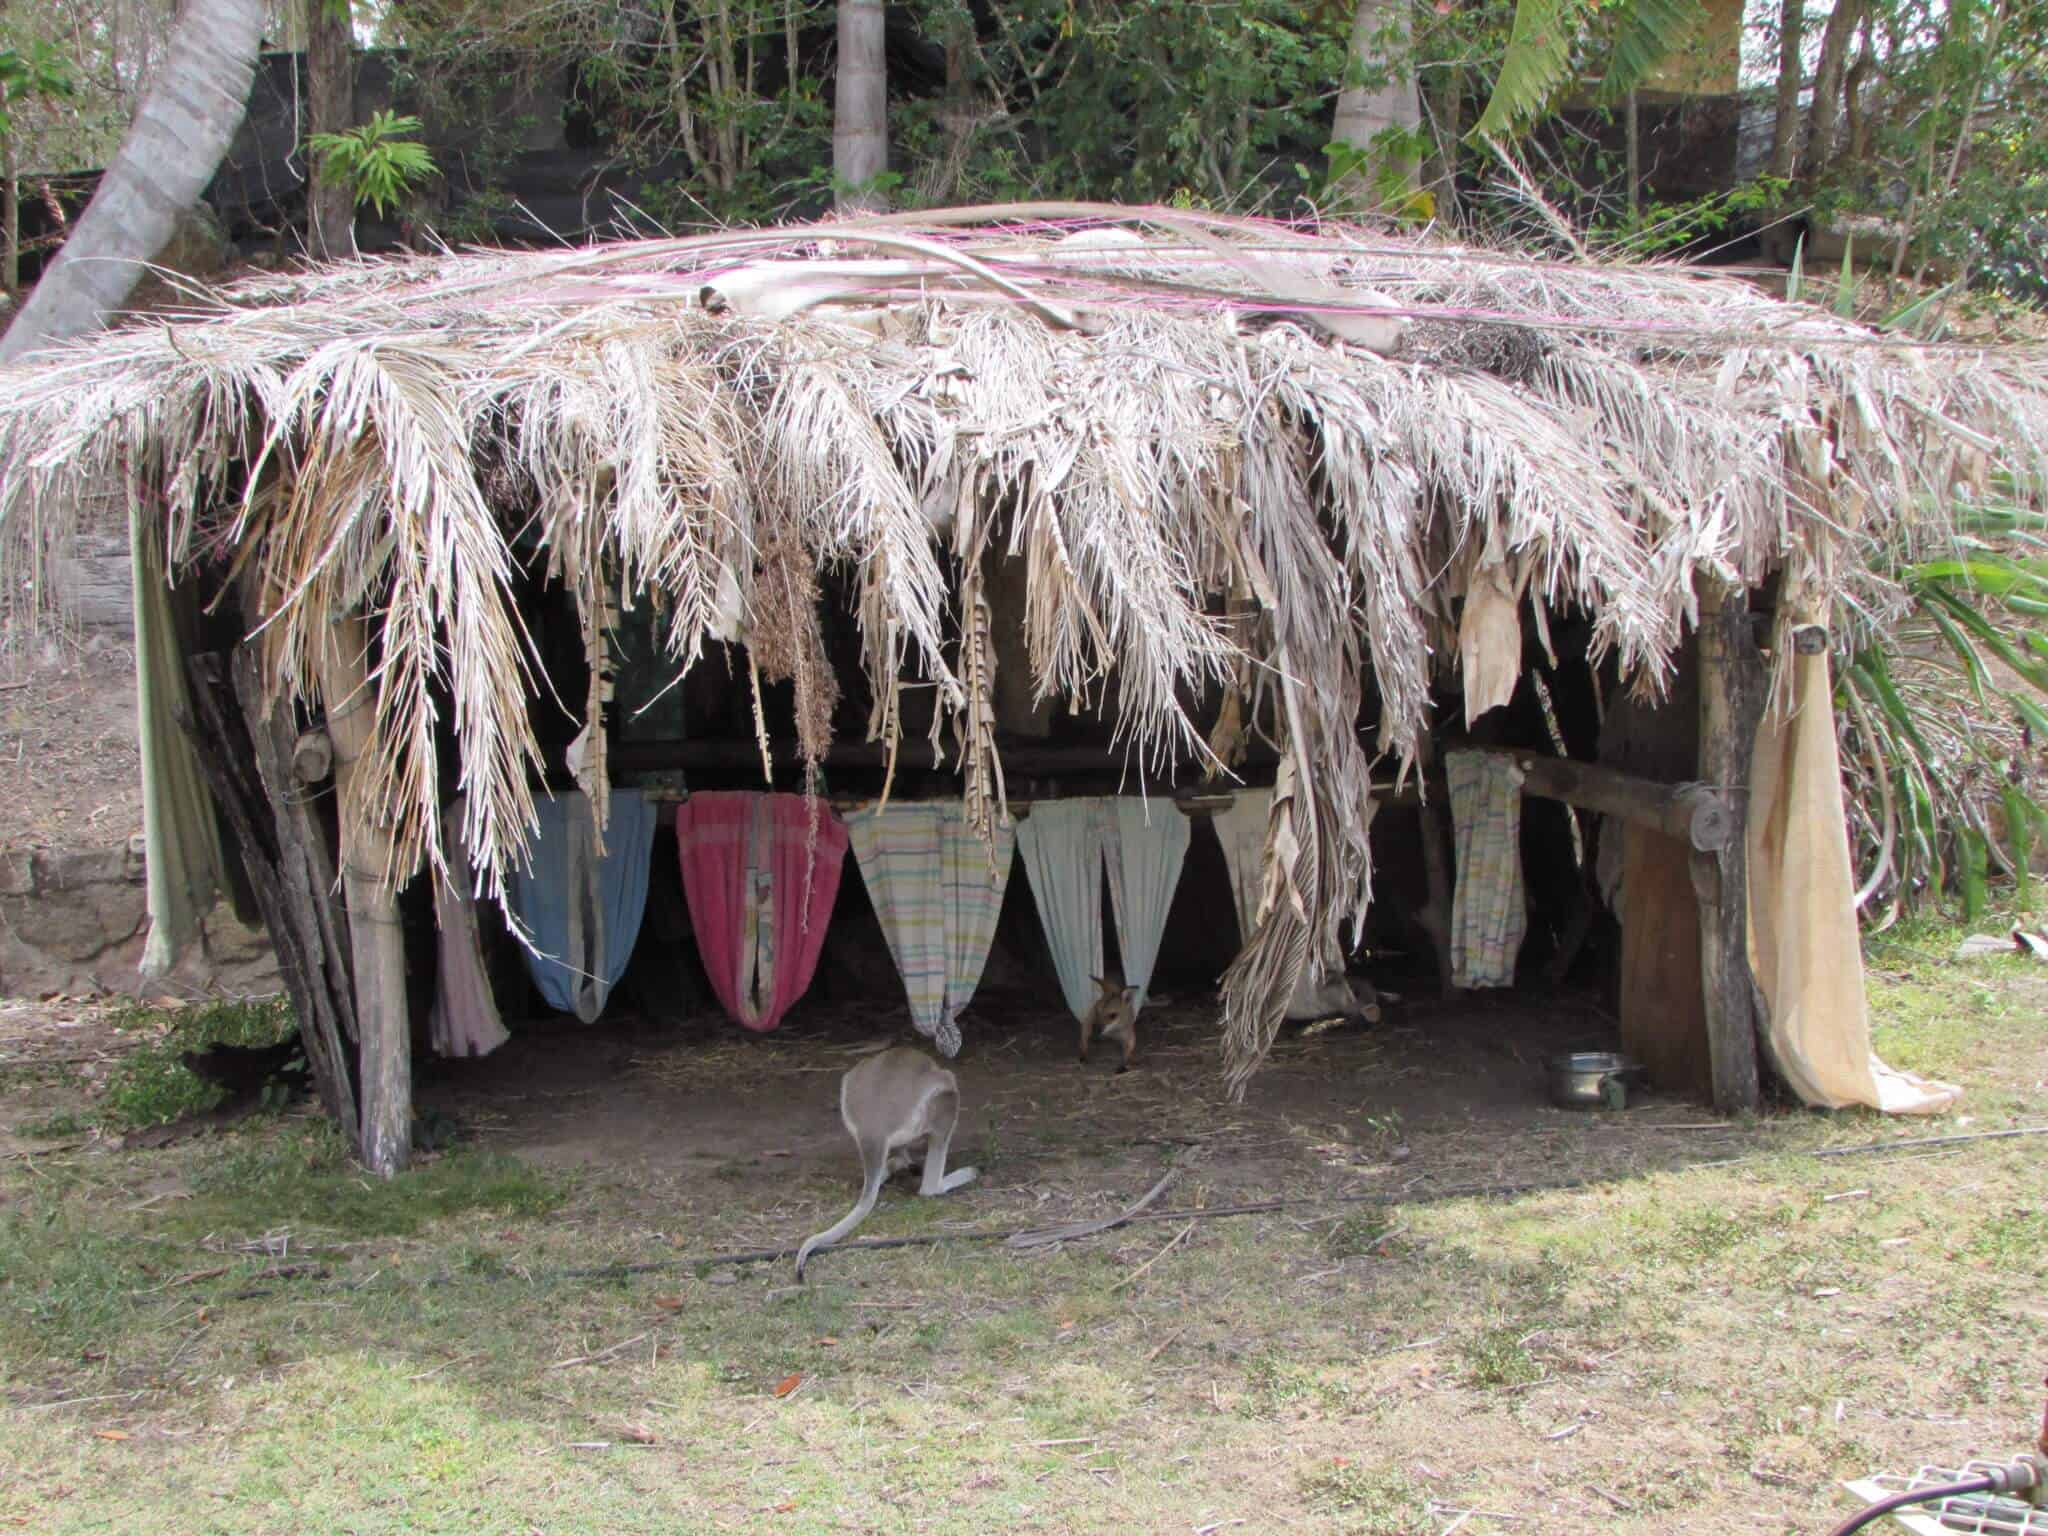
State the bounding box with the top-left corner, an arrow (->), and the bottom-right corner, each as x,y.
176,505 -> 1723,1138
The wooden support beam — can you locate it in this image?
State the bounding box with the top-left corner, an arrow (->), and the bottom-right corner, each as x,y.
1693,578 -> 1763,1114
1482,750 -> 1733,852
180,652 -> 359,1151
322,616 -> 414,1179
612,738 -> 1285,779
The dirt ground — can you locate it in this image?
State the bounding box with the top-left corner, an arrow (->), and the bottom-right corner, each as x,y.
0,629 -> 143,854
418,983 -> 1735,1217
4,930 -> 2045,1536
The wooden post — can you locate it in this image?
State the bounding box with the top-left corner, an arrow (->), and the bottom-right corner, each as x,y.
181,653 -> 360,1150
322,615 -> 413,1177
1619,822 -> 1712,1097
1692,578 -> 1763,1113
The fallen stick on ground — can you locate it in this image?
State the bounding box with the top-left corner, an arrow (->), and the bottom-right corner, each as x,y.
549,1331 -> 651,1370
1109,1220 -> 1196,1293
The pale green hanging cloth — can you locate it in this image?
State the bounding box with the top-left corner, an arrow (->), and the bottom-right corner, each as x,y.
132,500 -> 226,977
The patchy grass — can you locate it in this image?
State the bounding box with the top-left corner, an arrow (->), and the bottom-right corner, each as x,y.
1458,1323 -> 1544,1388
15,1108 -> 89,1139
0,914 -> 2043,1533
95,996 -> 299,1131
1298,1463 -> 1432,1535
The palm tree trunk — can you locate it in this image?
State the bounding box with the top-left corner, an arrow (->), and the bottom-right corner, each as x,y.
1768,0 -> 1806,178
1330,0 -> 1420,209
0,0 -> 265,362
306,0 -> 355,260
833,0 -> 887,211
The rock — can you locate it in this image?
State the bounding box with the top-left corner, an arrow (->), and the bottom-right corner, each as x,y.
1955,934 -> 2013,959
0,840 -> 277,999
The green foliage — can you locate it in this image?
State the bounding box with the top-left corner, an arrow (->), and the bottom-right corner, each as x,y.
0,40 -> 74,137
1809,0 -> 2048,303
1838,499 -> 2048,915
1596,176 -> 1790,256
1458,1322 -> 1543,1386
987,1 -> 1346,209
308,109 -> 438,219
99,996 -> 297,1131
1297,1462 -> 1431,1533
16,1109 -> 88,1139
1472,0 -> 1703,142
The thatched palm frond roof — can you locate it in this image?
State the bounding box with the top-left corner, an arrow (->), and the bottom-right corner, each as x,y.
2,202 -> 2043,1089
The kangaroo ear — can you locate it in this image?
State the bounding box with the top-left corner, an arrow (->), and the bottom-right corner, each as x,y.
1092,975 -> 1116,995
1123,987 -> 1140,1004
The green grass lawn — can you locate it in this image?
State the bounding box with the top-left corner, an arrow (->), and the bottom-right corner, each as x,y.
2,913 -> 2044,1534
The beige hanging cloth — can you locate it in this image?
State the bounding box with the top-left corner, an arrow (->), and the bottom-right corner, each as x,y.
1746,630 -> 1960,1115
132,499 -> 226,977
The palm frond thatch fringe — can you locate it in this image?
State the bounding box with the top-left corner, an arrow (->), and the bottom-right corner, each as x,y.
3,204 -> 2046,1094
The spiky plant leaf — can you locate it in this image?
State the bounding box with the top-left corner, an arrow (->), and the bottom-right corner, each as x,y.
1786,233 -> 1805,304
1473,0 -> 1704,140
1472,0 -> 1590,141
2002,781 -> 2036,908
1600,0 -> 1703,99
2007,691 -> 2048,740
1922,585 -> 2048,694
1882,280 -> 1959,338
1957,826 -> 1989,920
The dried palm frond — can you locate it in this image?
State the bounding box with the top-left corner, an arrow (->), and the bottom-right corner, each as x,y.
3,203 -> 2046,1093
747,523 -> 839,786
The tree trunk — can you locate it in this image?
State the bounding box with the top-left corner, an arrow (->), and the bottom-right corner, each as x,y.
2,138 -> 17,297
1624,90 -> 1641,219
305,0 -> 355,260
0,0 -> 264,363
930,7 -> 972,204
1800,0 -> 1864,179
1330,0 -> 1421,209
1843,41 -> 1876,164
1423,65 -> 1464,222
1768,0 -> 1806,178
833,0 -> 887,211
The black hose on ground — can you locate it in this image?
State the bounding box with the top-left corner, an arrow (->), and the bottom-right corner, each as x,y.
1826,1459 -> 2043,1536
1825,1476 -> 1999,1536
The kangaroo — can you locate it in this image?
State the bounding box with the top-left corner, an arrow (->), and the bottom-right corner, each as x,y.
1080,973 -> 1141,1072
794,1047 -> 978,1280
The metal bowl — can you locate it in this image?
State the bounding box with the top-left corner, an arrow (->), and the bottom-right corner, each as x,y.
1546,1051 -> 1645,1110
